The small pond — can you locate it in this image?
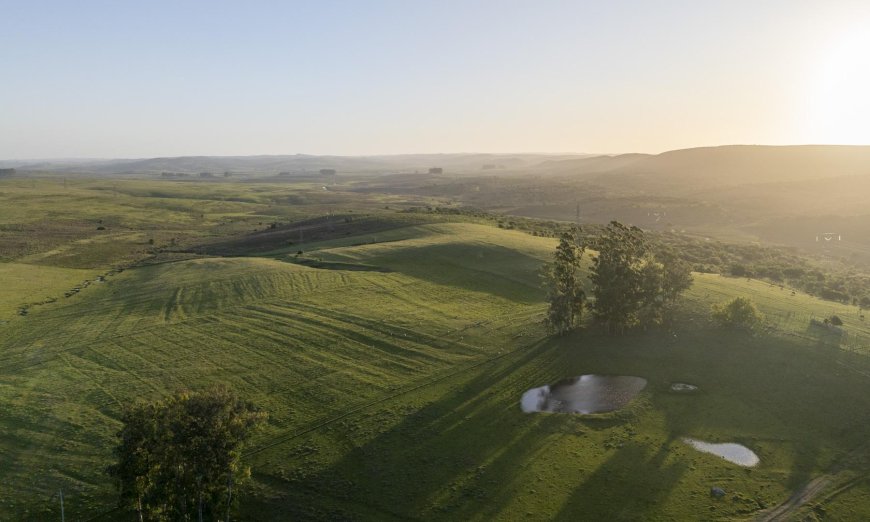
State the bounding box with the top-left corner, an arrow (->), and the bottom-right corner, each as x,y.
521,375 -> 647,414
682,437 -> 759,467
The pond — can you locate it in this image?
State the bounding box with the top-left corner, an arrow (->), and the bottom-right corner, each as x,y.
521,375 -> 647,414
682,437 -> 759,466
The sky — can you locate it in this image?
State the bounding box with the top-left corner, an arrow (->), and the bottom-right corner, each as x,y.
2,0 -> 870,159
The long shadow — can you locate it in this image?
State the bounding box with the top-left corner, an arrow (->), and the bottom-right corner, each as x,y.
805,320 -> 844,348
242,321 -> 870,520
651,327 -> 870,494
363,242 -> 547,305
654,328 -> 826,491
243,338 -> 572,519
553,443 -> 688,521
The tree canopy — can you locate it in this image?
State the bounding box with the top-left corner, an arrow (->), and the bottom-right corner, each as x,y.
541,229 -> 586,334
587,221 -> 692,333
107,385 -> 267,521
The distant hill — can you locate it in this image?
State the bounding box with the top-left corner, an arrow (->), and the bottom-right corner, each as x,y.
541,145 -> 870,189
537,152 -> 651,175
5,153 -> 590,177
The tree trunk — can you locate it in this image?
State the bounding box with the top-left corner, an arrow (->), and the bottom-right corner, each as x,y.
197,476 -> 203,522
225,474 -> 233,522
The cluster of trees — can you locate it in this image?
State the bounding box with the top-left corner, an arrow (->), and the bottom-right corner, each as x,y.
542,221 -> 693,334
107,386 -> 266,521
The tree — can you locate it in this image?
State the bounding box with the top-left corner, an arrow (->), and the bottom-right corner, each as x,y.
646,250 -> 693,325
588,222 -> 649,333
107,402 -> 160,521
587,222 -> 693,332
541,229 -> 586,334
658,250 -> 693,302
711,297 -> 764,331
108,386 -> 267,521
636,255 -> 666,327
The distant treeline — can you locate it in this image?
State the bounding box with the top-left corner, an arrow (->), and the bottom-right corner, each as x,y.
0,168 -> 16,177
405,205 -> 870,307
159,171 -> 231,178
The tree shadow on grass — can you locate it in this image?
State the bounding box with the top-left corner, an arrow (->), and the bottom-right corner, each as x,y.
553,443 -> 688,521
364,242 -> 547,305
245,324 -> 870,520
250,338 -> 582,520
805,321 -> 844,348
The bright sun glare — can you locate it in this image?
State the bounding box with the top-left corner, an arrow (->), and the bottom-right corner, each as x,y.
808,29 -> 870,144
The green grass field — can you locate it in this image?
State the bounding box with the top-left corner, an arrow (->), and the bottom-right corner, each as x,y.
2,178 -> 870,520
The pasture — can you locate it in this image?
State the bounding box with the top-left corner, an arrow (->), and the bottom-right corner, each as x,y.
1,178 -> 870,520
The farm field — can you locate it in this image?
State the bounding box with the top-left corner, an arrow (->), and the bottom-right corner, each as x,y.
2,179 -> 870,520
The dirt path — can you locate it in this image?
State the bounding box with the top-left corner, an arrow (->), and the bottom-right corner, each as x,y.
756,440 -> 870,521
755,475 -> 831,521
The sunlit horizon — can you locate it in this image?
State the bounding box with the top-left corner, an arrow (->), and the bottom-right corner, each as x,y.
2,1 -> 870,159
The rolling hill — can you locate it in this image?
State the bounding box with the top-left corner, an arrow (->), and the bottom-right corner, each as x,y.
540,145 -> 870,189
3,153 -> 588,177
2,178 -> 870,519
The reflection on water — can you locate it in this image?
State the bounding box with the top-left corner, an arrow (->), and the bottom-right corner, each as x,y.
521,375 -> 647,414
682,438 -> 759,466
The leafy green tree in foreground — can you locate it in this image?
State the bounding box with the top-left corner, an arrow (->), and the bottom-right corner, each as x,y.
107,385 -> 267,521
644,249 -> 694,325
588,221 -> 649,333
588,221 -> 692,333
542,229 -> 586,334
711,296 -> 764,331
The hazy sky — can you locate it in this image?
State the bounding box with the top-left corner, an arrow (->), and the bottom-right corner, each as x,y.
2,0 -> 869,158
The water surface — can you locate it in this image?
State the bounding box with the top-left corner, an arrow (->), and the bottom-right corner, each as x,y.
521,375 -> 647,414
682,437 -> 759,466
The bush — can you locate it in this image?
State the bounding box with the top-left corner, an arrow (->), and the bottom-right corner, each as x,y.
829,315 -> 843,326
711,297 -> 764,331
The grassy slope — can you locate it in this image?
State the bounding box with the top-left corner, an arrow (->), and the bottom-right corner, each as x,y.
0,263 -> 94,321
238,239 -> 870,521
0,223 -> 552,519
2,181 -> 870,519
0,177 -> 441,318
